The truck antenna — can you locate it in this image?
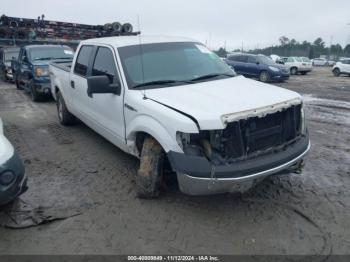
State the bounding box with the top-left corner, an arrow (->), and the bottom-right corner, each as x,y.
137,15 -> 146,99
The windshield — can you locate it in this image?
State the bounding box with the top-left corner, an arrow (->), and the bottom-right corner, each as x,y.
4,51 -> 19,61
118,42 -> 235,89
257,55 -> 275,65
29,46 -> 74,61
301,57 -> 311,62
294,57 -> 302,62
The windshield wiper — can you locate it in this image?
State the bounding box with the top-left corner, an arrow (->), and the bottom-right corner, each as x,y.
33,57 -> 55,61
190,73 -> 235,82
54,57 -> 73,60
133,80 -> 192,89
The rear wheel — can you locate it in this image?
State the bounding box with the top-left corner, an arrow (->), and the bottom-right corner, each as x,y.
57,91 -> 75,125
136,136 -> 165,198
259,71 -> 270,82
333,68 -> 340,77
290,67 -> 298,75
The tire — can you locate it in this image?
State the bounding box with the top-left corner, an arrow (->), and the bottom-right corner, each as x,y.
136,136 -> 165,198
290,67 -> 298,75
259,71 -> 270,82
15,78 -> 22,90
0,70 -> 6,81
301,71 -> 307,75
56,91 -> 75,125
333,68 -> 340,77
29,81 -> 40,102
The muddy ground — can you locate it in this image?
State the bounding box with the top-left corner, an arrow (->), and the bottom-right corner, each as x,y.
0,67 -> 349,255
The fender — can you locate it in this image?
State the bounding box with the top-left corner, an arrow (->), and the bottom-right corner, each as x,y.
126,114 -> 183,154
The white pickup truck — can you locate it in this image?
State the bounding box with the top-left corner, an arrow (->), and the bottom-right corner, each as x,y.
49,36 -> 310,198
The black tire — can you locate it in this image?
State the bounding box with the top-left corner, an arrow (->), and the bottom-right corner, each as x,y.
0,70 -> 6,81
333,68 -> 340,77
57,91 -> 75,125
136,137 -> 165,198
15,78 -> 22,90
290,67 -> 298,75
259,71 -> 270,82
301,71 -> 307,75
29,81 -> 40,102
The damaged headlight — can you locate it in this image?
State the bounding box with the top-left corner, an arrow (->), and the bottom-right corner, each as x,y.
176,132 -> 190,150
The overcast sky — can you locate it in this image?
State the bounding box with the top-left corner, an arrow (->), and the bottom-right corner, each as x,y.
2,0 -> 350,50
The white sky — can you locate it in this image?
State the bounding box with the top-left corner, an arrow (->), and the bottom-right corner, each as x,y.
2,0 -> 350,50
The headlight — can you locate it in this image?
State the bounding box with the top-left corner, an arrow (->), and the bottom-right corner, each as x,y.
35,67 -> 49,77
0,170 -> 15,186
269,66 -> 280,72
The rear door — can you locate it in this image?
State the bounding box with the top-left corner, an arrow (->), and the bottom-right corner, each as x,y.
246,56 -> 260,76
343,59 -> 350,73
69,45 -> 95,117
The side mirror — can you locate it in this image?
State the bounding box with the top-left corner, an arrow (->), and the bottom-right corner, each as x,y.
256,61 -> 260,65
23,56 -> 29,63
87,75 -> 121,98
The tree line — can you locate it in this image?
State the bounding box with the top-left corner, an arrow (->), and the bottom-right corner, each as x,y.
214,36 -> 350,59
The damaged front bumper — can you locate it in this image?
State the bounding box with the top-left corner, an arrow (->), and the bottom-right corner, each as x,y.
167,135 -> 310,195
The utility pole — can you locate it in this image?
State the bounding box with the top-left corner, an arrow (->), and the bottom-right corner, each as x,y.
241,41 -> 243,52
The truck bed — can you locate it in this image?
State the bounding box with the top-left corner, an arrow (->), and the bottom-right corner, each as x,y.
50,61 -> 72,72
49,61 -> 72,101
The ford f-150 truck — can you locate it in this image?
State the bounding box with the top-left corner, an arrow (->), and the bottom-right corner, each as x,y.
12,44 -> 74,101
49,36 -> 310,198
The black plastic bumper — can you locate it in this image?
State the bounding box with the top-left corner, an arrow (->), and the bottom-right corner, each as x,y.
167,135 -> 310,179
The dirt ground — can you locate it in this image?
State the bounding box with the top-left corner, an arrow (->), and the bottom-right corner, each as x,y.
0,67 -> 349,255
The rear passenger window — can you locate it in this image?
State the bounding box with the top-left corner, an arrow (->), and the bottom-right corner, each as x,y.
247,56 -> 257,63
92,47 -> 118,84
74,45 -> 93,76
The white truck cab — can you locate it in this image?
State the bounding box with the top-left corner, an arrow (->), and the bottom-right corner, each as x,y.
49,36 -> 310,197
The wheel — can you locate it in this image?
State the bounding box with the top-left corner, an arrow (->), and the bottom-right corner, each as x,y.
290,67 -> 298,75
333,68 -> 340,77
136,136 -> 165,198
259,71 -> 270,82
15,78 -> 22,90
29,81 -> 40,102
56,91 -> 75,125
0,70 -> 6,81
301,71 -> 307,75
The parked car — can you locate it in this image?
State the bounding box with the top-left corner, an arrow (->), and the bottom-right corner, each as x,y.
0,47 -> 20,81
281,57 -> 312,75
225,53 -> 289,82
12,45 -> 74,101
332,59 -> 350,76
311,58 -> 335,66
0,118 -> 27,206
49,36 -> 310,197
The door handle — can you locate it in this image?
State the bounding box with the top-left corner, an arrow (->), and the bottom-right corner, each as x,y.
70,80 -> 75,88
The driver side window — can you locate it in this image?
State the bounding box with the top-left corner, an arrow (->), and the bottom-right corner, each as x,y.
92,47 -> 119,84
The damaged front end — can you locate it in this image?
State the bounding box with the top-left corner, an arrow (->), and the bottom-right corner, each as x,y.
168,102 -> 310,195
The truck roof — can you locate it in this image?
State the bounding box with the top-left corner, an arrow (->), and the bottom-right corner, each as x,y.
81,35 -> 197,47
23,44 -> 71,50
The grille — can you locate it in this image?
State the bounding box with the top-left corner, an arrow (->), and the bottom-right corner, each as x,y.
218,104 -> 302,160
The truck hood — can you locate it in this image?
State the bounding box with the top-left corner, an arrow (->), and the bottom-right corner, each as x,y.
144,76 -> 302,130
31,59 -> 72,66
